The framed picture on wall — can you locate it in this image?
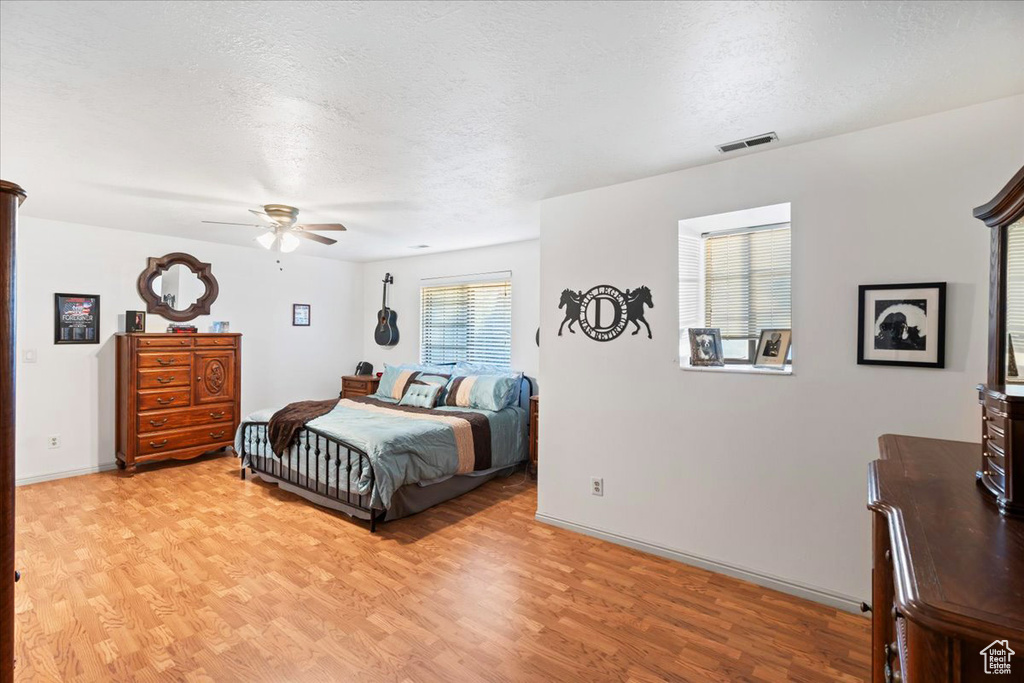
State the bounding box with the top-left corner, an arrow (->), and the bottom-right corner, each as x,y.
857,282 -> 946,368
55,293 -> 100,344
293,303 -> 311,327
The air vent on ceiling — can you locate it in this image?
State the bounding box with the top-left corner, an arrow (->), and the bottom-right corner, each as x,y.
716,132 -> 778,154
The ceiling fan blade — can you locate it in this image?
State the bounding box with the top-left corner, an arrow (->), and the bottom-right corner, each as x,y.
249,209 -> 279,225
202,220 -> 265,227
295,230 -> 337,246
297,223 -> 347,231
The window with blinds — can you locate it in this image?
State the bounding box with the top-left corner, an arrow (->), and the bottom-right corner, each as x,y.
695,223 -> 791,363
420,280 -> 512,368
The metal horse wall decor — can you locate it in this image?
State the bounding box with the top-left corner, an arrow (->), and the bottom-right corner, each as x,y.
558,285 -> 653,342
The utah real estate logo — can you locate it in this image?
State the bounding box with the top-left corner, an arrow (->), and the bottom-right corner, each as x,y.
980,640 -> 1015,675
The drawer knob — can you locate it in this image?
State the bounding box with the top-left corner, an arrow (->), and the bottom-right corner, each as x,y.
149,439 -> 169,449
156,358 -> 175,366
210,431 -> 226,439
209,412 -> 225,419
156,397 -> 176,405
156,376 -> 173,384
149,418 -> 168,427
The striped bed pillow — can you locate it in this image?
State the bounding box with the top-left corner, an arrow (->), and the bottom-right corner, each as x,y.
375,366 -> 450,401
444,374 -> 520,411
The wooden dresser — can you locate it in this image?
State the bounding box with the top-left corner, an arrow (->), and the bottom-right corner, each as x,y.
868,435 -> 1024,682
341,375 -> 380,399
116,333 -> 241,473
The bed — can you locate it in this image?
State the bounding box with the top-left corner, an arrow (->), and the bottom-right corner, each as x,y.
234,374 -> 532,531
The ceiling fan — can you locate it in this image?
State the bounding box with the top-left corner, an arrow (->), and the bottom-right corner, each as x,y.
202,204 -> 347,253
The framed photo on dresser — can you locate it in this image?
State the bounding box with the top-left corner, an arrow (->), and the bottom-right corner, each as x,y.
54,293 -> 100,344
857,282 -> 946,368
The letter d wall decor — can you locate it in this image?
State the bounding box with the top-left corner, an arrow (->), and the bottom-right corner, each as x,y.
558,285 -> 653,342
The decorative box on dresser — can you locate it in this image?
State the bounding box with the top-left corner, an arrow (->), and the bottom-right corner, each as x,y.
868,435 -> 1024,683
341,375 -> 380,399
116,333 -> 241,473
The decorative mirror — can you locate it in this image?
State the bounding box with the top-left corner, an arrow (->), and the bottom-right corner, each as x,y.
136,252 -> 219,322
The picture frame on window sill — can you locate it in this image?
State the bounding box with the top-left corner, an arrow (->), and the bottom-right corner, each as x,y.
857,282 -> 946,368
293,303 -> 311,327
688,328 -> 724,367
754,328 -> 791,369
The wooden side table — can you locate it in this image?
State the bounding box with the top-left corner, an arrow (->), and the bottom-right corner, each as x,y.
529,395 -> 539,478
341,375 -> 380,399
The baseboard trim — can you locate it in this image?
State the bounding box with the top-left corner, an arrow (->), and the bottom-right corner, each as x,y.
535,512 -> 865,615
17,462 -> 119,486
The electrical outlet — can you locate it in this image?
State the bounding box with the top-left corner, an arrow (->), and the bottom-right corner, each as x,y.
591,477 -> 603,497
47,434 -> 61,449
22,349 -> 37,363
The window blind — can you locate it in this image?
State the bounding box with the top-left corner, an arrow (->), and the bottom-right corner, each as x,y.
704,224 -> 791,339
678,233 -> 701,330
1007,220 -> 1024,375
420,280 -> 512,367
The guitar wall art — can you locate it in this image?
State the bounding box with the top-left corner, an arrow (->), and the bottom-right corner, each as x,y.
374,272 -> 400,347
558,284 -> 653,342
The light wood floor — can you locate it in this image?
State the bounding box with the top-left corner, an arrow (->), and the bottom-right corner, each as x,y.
14,455 -> 870,682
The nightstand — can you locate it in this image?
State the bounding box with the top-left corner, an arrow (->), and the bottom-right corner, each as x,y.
529,395 -> 539,478
341,375 -> 380,399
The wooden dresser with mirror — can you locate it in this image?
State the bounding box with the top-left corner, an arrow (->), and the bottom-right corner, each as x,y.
116,251 -> 238,473
868,166 -> 1024,683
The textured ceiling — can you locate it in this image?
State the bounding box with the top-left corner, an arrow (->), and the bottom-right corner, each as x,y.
1,1 -> 1022,262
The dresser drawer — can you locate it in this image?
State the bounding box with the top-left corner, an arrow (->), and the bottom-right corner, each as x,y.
136,422 -> 233,456
138,336 -> 193,348
138,388 -> 192,412
137,367 -> 191,389
138,351 -> 191,369
137,405 -> 235,434
195,336 -> 236,348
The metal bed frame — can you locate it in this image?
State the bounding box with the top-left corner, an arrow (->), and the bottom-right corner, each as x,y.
238,421 -> 386,532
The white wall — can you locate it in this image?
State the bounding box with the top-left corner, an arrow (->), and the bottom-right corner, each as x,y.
15,217 -> 363,483
360,240 -> 540,377
538,95 -> 1024,605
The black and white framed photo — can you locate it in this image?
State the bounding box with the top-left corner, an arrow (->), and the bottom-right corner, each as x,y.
858,282 -> 946,368
688,328 -> 724,367
754,328 -> 792,368
54,293 -> 100,344
292,303 -> 311,327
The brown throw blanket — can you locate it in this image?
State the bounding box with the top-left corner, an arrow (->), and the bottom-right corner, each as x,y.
268,398 -> 340,455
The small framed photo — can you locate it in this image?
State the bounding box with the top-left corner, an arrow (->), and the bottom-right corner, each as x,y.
292,303 -> 311,327
55,293 -> 100,344
688,328 -> 724,367
126,310 -> 146,333
754,328 -> 792,368
858,282 -> 946,368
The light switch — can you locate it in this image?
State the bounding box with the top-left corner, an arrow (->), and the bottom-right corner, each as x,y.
22,349 -> 37,363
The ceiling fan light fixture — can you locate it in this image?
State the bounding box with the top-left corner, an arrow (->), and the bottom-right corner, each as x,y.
279,232 -> 300,253
256,231 -> 277,250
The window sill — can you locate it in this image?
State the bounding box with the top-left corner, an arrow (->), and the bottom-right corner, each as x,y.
680,363 -> 792,376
